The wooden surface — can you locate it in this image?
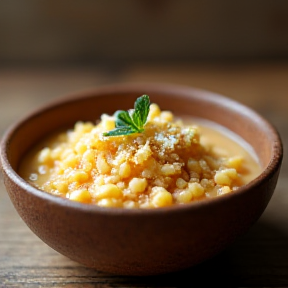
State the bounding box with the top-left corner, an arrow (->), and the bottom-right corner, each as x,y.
0,62 -> 288,287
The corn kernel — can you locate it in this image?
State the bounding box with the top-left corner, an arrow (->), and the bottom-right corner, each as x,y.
53,179 -> 68,193
75,141 -> 87,154
75,121 -> 93,134
174,189 -> 193,204
119,162 -> 131,178
104,175 -> 120,184
214,168 -> 238,186
151,187 -> 173,207
94,175 -> 105,186
160,111 -> 173,122
135,142 -> 152,164
188,182 -> 205,198
96,155 -> 110,174
219,186 -> 231,195
62,154 -> 78,169
101,114 -> 115,132
69,170 -> 89,183
38,147 -> 52,164
60,148 -> 74,160
69,189 -> 91,203
153,177 -> 166,188
51,147 -> 63,160
95,184 -> 122,199
97,198 -> 122,208
148,103 -> 161,120
141,169 -> 154,179
161,164 -> 175,176
226,156 -> 243,170
200,178 -> 214,189
176,178 -> 187,189
123,200 -> 138,209
199,159 -> 210,172
83,149 -> 95,162
203,155 -> 219,170
129,178 -> 147,193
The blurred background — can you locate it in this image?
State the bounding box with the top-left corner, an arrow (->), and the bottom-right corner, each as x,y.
1,0 -> 288,66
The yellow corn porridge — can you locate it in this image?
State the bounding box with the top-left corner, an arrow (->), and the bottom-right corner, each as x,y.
19,102 -> 262,209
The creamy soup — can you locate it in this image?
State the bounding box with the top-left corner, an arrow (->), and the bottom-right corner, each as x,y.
182,117 -> 261,195
19,100 -> 262,209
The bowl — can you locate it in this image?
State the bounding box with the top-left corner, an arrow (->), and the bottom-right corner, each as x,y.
0,83 -> 283,276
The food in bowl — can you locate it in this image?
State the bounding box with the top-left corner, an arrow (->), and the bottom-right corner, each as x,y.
19,94 -> 261,208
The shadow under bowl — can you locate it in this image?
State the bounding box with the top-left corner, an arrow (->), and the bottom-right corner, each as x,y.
0,83 -> 283,276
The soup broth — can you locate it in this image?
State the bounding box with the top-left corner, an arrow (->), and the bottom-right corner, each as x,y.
182,117 -> 261,196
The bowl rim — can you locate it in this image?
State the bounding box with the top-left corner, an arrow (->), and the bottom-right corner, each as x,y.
0,82 -> 283,215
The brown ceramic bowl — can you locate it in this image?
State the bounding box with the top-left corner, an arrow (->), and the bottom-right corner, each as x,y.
0,83 -> 283,276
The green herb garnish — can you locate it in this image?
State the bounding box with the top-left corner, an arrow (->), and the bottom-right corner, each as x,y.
103,94 -> 150,136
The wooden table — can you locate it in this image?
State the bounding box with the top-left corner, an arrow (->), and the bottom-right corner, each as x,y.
1,62 -> 288,287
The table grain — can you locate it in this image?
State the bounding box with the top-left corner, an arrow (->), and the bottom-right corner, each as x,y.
0,62 -> 288,287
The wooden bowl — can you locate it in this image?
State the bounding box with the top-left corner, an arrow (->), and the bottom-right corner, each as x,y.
0,83 -> 283,276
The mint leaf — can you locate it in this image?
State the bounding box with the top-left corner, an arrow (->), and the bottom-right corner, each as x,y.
132,94 -> 150,128
115,110 -> 138,131
103,126 -> 136,136
103,95 -> 150,137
